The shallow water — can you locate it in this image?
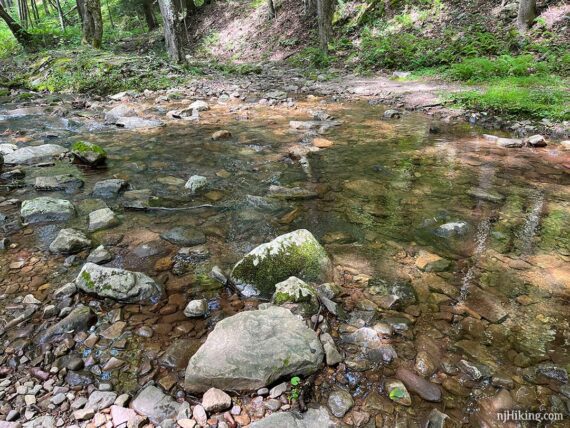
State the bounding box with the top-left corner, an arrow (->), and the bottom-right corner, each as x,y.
1,96 -> 570,424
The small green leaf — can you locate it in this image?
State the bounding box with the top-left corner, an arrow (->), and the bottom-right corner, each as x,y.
389,387 -> 406,400
290,376 -> 301,386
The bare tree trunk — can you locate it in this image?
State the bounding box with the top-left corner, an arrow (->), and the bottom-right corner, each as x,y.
42,0 -> 50,15
316,0 -> 333,53
267,0 -> 275,19
517,0 -> 536,32
142,0 -> 157,30
0,3 -> 33,46
30,0 -> 40,23
157,0 -> 185,63
18,0 -> 30,28
104,0 -> 114,29
54,0 -> 65,30
81,0 -> 103,48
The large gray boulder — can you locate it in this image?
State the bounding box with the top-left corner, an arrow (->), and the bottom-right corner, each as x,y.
230,229 -> 331,298
20,197 -> 75,224
75,263 -> 164,303
184,306 -> 324,392
249,406 -> 336,427
4,144 -> 67,165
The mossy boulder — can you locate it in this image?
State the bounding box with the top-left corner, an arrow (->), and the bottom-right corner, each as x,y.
272,276 -> 319,315
230,229 -> 332,298
71,141 -> 107,166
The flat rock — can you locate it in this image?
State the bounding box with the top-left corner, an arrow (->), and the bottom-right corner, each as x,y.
159,339 -> 201,369
230,229 -> 331,298
4,144 -> 66,165
92,179 -> 128,198
396,367 -> 442,402
131,384 -> 180,425
49,228 -> 91,254
75,262 -> 164,303
185,306 -> 324,392
115,117 -> 165,129
249,406 -> 336,427
20,197 -> 75,224
463,286 -> 509,323
104,105 -> 137,124
160,226 -> 206,246
35,174 -> 84,192
415,250 -> 450,272
86,391 -> 117,411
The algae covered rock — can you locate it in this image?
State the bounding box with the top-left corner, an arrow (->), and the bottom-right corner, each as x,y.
75,262 -> 164,303
20,197 -> 75,224
272,276 -> 318,315
71,141 -> 107,166
184,306 -> 324,392
230,229 -> 331,298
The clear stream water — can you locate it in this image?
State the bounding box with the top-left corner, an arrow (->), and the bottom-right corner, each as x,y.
1,96 -> 569,425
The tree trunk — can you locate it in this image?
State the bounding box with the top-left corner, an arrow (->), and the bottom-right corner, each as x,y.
81,0 -> 103,48
267,0 -> 275,19
42,0 -> 50,15
0,3 -> 33,47
55,0 -> 65,30
158,0 -> 185,63
142,0 -> 157,30
30,0 -> 40,23
316,0 -> 333,53
76,0 -> 85,23
517,0 -> 536,32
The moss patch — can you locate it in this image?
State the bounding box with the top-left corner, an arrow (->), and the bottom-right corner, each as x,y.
72,141 -> 107,156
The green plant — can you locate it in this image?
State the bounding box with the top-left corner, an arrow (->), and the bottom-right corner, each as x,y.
389,387 -> 406,400
289,376 -> 301,401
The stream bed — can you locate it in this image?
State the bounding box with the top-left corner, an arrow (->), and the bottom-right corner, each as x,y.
1,90 -> 569,427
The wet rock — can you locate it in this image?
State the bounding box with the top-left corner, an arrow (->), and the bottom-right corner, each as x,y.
92,179 -> 129,198
184,175 -> 208,194
202,388 -> 232,413
327,389 -> 354,417
34,174 -> 84,192
161,226 -> 206,246
87,245 -> 113,264
467,188 -> 505,203
249,406 -> 336,427
86,391 -> 117,411
496,137 -> 524,148
385,379 -> 412,406
20,197 -> 75,224
159,339 -> 201,369
426,409 -> 450,428
463,286 -> 508,323
522,142 -> 551,167
36,305 -> 96,344
470,389 -> 514,427
184,299 -> 208,318
230,229 -> 331,298
534,363 -> 568,383
104,105 -> 137,124
415,250 -> 450,272
414,350 -> 438,377
1,168 -> 25,180
75,263 -> 164,303
368,277 -> 417,307
65,370 -> 95,387
88,207 -> 119,232
4,144 -> 66,165
115,117 -> 165,129
396,367 -> 442,402
49,228 -> 91,254
71,141 -> 107,166
458,359 -> 492,381
434,221 -> 468,238
131,384 -> 181,425
212,130 -> 232,140
267,185 -> 318,200
383,109 -> 401,119
272,276 -> 318,315
184,306 -> 324,392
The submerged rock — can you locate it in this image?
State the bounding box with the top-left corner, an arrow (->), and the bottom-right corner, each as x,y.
115,117 -> 165,129
36,305 -> 96,344
75,263 -> 164,303
160,226 -> 206,246
4,144 -> 67,165
184,175 -> 208,194
184,306 -> 324,392
92,179 -> 128,198
35,174 -> 84,192
434,221 -> 468,238
396,367 -> 442,402
71,141 -> 107,166
328,389 -> 354,417
415,250 -> 450,272
230,229 -> 331,298
49,228 -> 91,254
20,197 -> 75,224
